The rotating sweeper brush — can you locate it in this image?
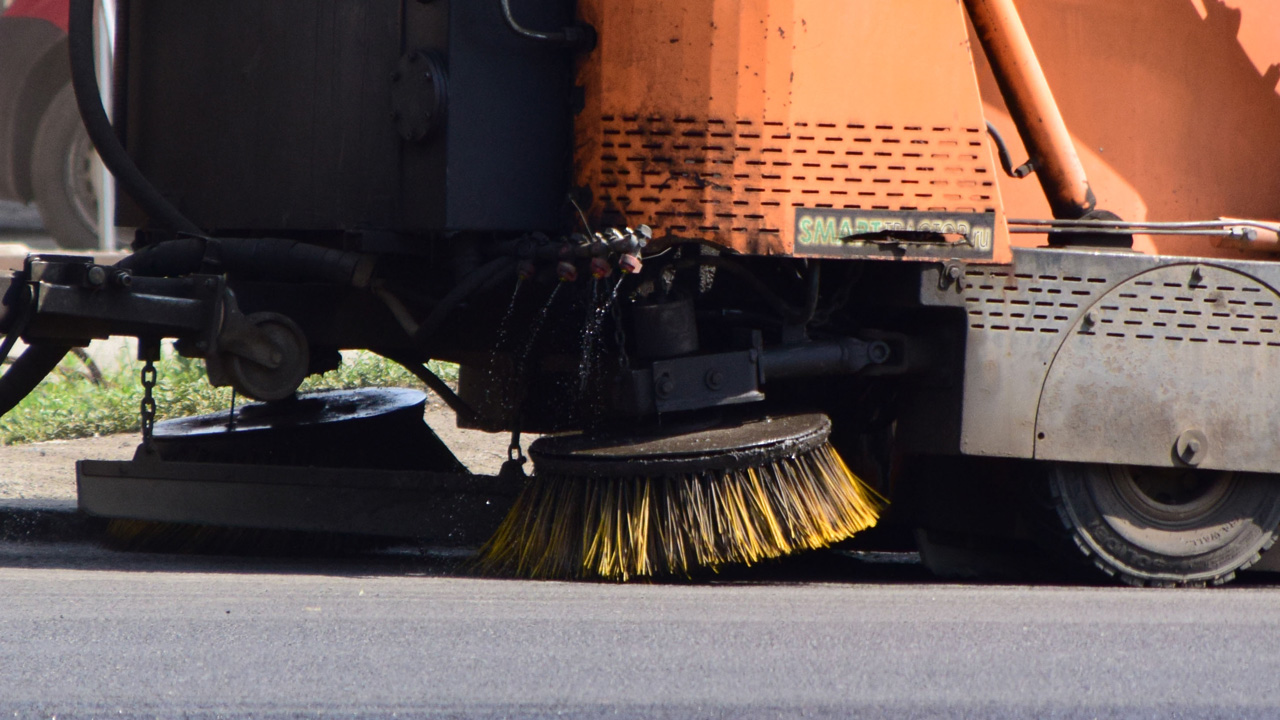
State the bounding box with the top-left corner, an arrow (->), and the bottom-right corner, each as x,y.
477,413 -> 884,581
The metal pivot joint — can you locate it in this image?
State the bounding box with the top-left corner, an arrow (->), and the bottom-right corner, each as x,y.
4,256 -> 313,403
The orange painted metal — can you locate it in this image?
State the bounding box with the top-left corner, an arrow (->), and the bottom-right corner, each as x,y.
574,0 -> 1010,262
964,0 -> 1095,220
975,0 -> 1280,258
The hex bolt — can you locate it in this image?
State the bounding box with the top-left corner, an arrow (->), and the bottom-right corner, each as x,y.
939,263 -> 964,291
867,341 -> 891,365
113,271 -> 133,288
1175,429 -> 1208,466
86,265 -> 107,288
655,373 -> 674,398
704,369 -> 724,390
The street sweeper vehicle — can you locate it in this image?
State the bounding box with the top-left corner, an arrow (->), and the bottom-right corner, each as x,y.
0,0 -> 1278,586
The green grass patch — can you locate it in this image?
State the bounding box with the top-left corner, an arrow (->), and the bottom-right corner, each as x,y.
0,349 -> 456,446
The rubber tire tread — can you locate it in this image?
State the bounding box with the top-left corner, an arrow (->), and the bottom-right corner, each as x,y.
1043,463 -> 1280,588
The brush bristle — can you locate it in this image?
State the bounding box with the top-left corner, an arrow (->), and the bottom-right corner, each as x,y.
475,442 -> 885,581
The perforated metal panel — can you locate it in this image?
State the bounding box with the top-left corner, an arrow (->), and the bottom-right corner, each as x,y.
920,249 -> 1280,472
962,266 -> 1109,335
575,0 -> 1009,260
1036,264 -> 1280,472
939,256 -> 1112,457
1080,272 -> 1280,346
595,116 -> 997,246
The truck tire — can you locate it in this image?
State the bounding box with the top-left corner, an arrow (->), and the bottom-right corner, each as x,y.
1048,463 -> 1280,587
31,85 -> 98,250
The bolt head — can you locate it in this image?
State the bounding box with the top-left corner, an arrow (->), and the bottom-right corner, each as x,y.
1175,429 -> 1208,466
704,369 -> 723,390
867,341 -> 891,365
86,266 -> 107,287
656,374 -> 674,397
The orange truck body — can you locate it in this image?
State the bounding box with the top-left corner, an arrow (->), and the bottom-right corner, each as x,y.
574,0 -> 1280,262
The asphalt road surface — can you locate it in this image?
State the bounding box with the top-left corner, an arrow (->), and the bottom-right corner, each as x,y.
3,541 -> 1280,719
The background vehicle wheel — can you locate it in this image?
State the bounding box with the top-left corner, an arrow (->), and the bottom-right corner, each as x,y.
1048,463 -> 1280,587
31,85 -> 99,250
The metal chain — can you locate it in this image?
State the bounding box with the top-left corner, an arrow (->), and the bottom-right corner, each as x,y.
139,359 -> 158,442
508,429 -> 525,464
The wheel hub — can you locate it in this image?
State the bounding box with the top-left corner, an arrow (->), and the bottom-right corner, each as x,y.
1096,465 -> 1243,557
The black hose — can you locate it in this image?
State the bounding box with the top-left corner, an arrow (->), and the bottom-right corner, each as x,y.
412,257 -> 517,348
0,283 -> 66,418
499,0 -> 595,49
985,121 -> 1033,180
673,256 -> 799,321
68,0 -> 202,236
0,286 -> 34,368
118,236 -> 370,286
0,345 -> 71,418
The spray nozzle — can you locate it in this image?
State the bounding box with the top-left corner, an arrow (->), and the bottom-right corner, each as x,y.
557,261 -> 579,282
589,257 -> 613,279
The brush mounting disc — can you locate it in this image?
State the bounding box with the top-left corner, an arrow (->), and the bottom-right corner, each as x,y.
146,387 -> 464,472
530,413 -> 832,477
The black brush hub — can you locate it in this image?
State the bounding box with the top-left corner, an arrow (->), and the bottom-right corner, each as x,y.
530,413 -> 831,477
